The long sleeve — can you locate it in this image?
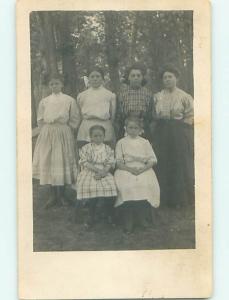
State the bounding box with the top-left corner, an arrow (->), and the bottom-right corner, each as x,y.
115,140 -> 125,164
183,95 -> 194,125
145,140 -> 157,164
68,98 -> 81,131
78,144 -> 92,167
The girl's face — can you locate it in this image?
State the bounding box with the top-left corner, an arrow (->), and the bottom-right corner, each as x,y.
162,72 -> 177,90
128,69 -> 143,89
88,71 -> 103,88
90,129 -> 105,144
126,121 -> 141,137
49,79 -> 63,94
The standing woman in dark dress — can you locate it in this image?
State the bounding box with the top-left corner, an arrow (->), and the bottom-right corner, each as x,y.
116,63 -> 154,141
153,64 -> 194,208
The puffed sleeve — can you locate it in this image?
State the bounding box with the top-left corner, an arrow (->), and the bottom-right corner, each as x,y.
68,97 -> 81,130
78,144 -> 92,167
37,99 -> 45,129
182,94 -> 194,125
145,140 -> 157,165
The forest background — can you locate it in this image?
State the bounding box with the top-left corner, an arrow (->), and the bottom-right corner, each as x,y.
30,10 -> 193,128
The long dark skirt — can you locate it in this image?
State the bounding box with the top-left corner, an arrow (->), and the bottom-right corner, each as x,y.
152,119 -> 194,208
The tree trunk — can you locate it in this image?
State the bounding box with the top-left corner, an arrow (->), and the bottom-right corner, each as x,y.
57,12 -> 79,97
37,12 -> 58,76
129,12 -> 139,64
104,12 -> 120,94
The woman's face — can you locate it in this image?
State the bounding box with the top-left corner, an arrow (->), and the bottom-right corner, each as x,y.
90,129 -> 105,144
88,71 -> 103,88
128,69 -> 143,88
126,121 -> 141,137
49,79 -> 63,94
162,71 -> 177,90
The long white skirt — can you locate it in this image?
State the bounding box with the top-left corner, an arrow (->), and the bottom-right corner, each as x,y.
114,168 -> 160,208
33,123 -> 78,186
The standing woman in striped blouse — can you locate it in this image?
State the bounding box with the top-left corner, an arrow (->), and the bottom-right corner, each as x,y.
116,63 -> 154,141
153,64 -> 194,208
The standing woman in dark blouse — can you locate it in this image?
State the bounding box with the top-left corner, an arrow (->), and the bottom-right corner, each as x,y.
153,64 -> 194,208
116,64 -> 154,141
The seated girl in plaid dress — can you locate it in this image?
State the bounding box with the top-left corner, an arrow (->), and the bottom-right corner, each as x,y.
76,125 -> 117,228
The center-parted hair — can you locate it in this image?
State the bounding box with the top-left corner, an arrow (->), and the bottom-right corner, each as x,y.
87,66 -> 105,80
89,125 -> 106,136
124,63 -> 147,86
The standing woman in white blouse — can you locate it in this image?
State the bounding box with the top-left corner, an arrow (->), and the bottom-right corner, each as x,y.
153,64 -> 194,208
76,67 -> 116,149
33,75 -> 80,208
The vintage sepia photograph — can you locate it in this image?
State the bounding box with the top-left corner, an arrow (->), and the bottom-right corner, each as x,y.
17,0 -> 212,298
31,10 -> 195,252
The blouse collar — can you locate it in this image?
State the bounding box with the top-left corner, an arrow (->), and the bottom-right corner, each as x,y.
51,92 -> 63,97
126,135 -> 140,140
128,85 -> 143,92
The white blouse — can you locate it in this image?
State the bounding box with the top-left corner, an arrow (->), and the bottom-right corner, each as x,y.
37,92 -> 80,129
115,136 -> 157,168
154,88 -> 194,124
77,86 -> 116,120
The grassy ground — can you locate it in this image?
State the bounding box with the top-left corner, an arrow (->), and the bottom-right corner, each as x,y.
33,180 -> 195,252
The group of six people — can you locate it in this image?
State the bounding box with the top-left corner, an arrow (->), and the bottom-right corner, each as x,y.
33,63 -> 194,233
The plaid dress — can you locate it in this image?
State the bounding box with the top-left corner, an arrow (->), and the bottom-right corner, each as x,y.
76,143 -> 117,200
116,86 -> 154,139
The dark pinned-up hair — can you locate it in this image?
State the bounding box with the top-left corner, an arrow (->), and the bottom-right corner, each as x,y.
123,63 -> 147,86
89,125 -> 106,137
87,66 -> 105,80
159,63 -> 180,79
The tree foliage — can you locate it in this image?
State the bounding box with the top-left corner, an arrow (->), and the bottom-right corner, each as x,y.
30,10 -> 193,128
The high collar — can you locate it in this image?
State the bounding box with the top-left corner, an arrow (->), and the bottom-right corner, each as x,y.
164,87 -> 177,94
128,85 -> 142,91
126,135 -> 140,140
51,92 -> 63,96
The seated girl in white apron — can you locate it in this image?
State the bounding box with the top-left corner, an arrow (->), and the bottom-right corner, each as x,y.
114,117 -> 160,234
